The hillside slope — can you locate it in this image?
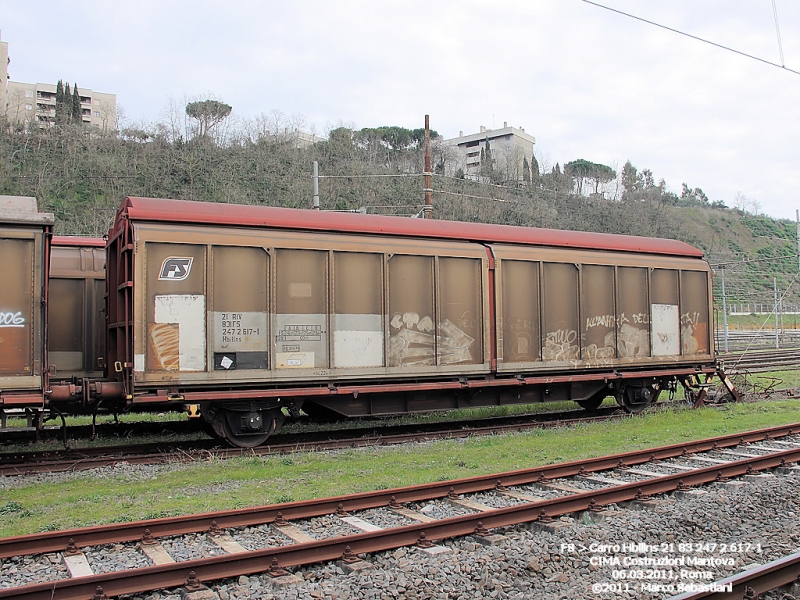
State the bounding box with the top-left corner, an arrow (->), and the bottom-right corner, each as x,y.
1,123 -> 795,308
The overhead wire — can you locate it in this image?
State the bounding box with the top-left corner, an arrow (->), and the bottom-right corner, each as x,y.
581,0 -> 800,76
772,0 -> 785,67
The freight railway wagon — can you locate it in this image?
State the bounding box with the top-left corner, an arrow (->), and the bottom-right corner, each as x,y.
0,196 -> 53,415
87,196 -> 714,447
0,195 -> 719,447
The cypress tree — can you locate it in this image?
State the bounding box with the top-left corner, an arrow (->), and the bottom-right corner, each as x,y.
55,80 -> 64,123
72,83 -> 82,123
63,83 -> 71,122
530,154 -> 540,182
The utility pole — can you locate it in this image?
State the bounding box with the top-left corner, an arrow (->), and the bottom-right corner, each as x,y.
423,115 -> 433,218
774,277 -> 780,349
721,268 -> 729,352
312,161 -> 320,210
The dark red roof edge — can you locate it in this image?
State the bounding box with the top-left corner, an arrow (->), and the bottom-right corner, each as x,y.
119,197 -> 704,259
52,236 -> 106,247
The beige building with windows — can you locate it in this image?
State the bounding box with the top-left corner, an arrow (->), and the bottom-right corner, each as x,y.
444,123 -> 536,183
2,34 -> 116,130
5,81 -> 116,130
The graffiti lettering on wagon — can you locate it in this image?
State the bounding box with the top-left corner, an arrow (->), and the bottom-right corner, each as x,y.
543,328 -> 579,361
0,311 -> 25,328
681,310 -> 708,355
585,314 -> 615,329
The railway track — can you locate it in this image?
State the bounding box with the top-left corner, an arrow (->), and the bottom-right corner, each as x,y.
0,406 -> 625,476
714,329 -> 800,352
1,423 -> 799,599
0,415 -> 203,445
718,347 -> 800,373
672,549 -> 800,599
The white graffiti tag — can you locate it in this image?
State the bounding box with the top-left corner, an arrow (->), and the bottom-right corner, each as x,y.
0,311 -> 25,328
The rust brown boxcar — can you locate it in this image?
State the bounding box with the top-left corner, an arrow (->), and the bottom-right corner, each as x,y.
96,197 -> 716,447
0,196 -> 54,411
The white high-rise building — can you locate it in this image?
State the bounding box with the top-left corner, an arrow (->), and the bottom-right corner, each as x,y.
444,123 -> 536,183
2,33 -> 116,130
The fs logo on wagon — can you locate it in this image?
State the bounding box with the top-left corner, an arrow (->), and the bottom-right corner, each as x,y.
158,257 -> 194,281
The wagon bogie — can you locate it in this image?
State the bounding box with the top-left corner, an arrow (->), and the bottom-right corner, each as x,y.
200,401 -> 286,448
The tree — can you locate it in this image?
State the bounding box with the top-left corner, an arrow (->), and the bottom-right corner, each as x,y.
620,160 -> 642,201
679,183 -> 710,206
641,168 -> 655,189
55,80 -> 65,123
480,140 -> 495,180
63,83 -> 71,124
564,159 -> 593,195
185,99 -> 233,138
529,154 -> 540,184
588,163 -> 616,195
72,83 -> 82,124
523,156 -> 531,185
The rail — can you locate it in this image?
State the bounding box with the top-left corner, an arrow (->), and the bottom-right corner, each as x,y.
0,423 -> 798,599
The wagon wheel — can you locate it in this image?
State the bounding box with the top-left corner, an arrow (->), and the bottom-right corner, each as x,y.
204,405 -> 284,448
576,390 -> 609,411
222,418 -> 273,448
223,408 -> 285,448
618,385 -> 661,414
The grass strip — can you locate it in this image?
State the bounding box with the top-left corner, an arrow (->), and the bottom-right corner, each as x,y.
2,398 -> 800,538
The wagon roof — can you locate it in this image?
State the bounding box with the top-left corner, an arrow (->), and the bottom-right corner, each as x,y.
119,197 -> 704,258
52,236 -> 106,247
0,195 -> 54,226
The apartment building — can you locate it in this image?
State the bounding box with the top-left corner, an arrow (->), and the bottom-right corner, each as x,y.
444,123 -> 536,183
6,81 -> 116,130
2,34 -> 116,130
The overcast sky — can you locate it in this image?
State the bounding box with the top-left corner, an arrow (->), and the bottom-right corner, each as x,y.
3,1 -> 799,220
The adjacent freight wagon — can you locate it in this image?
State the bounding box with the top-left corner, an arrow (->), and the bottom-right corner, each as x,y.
83,196 -> 718,446
0,196 -> 53,415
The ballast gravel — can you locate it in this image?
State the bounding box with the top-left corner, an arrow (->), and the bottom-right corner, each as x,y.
3,460 -> 800,599
160,533 -> 227,561
231,524 -> 291,551
127,471 -> 800,600
85,543 -> 152,573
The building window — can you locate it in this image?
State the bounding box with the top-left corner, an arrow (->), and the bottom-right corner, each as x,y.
94,111 -> 100,117
93,99 -> 100,106
465,140 -> 479,148
25,90 -> 34,98
25,104 -> 33,110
